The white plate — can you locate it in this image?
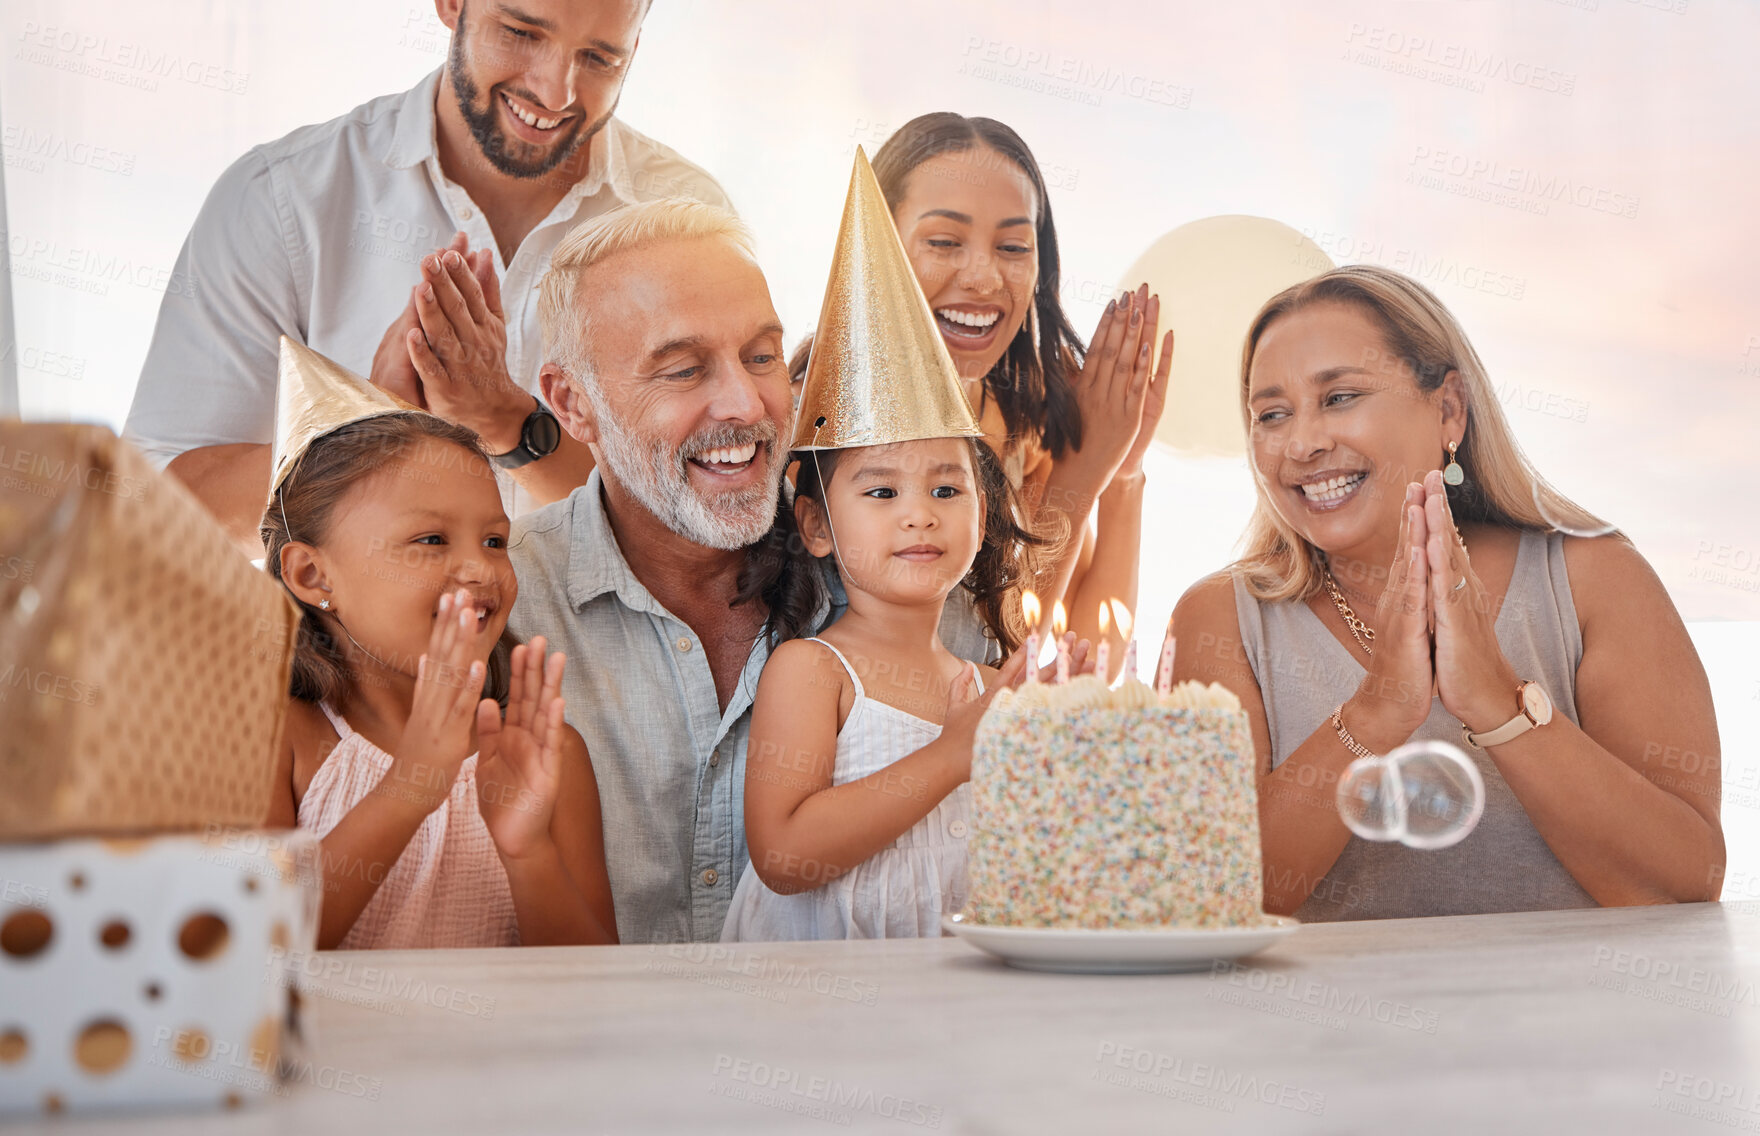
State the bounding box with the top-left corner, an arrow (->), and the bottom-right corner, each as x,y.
943,913 -> 1300,974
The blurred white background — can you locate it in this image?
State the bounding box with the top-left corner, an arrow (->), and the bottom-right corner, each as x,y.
4,0 -> 1756,894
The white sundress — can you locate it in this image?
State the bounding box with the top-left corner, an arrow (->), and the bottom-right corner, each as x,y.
721,638 -> 979,941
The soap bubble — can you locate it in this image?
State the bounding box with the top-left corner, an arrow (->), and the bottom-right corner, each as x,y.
1335,758 -> 1402,839
1336,741 -> 1485,850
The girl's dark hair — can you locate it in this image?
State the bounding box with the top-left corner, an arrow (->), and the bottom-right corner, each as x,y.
736,438 -> 1052,654
789,112 -> 1087,461
260,411 -> 517,711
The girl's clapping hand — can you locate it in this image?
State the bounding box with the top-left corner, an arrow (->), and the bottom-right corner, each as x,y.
392,586 -> 489,813
940,661 -> 1005,782
475,635 -> 569,862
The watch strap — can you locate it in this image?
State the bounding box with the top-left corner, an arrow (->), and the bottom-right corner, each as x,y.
1462,682 -> 1542,749
491,397 -> 556,469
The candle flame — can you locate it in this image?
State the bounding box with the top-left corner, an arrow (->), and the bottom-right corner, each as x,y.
1097,601 -> 1110,635
1108,599 -> 1133,640
1022,590 -> 1042,628
1052,601 -> 1068,637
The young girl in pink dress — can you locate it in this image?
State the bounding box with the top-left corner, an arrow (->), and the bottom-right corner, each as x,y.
262,411 -> 616,949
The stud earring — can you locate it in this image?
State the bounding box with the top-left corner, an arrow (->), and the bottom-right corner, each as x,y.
318,598 -> 331,611
1442,440 -> 1465,487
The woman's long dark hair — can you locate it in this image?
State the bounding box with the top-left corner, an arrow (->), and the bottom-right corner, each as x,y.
261,412 -> 517,711
790,112 -> 1087,461
735,438 -> 1052,654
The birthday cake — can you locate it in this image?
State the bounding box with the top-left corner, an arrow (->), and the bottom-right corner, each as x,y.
965,676 -> 1264,929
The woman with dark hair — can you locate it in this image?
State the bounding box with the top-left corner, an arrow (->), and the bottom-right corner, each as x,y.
1171,264 -> 1723,921
792,113 -> 1172,672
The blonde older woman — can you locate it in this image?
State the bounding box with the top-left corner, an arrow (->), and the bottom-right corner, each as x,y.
1172,265 -> 1723,920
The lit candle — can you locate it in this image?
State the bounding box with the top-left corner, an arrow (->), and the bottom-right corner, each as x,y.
1110,599 -> 1135,686
1021,590 -> 1041,684
1052,601 -> 1070,684
1155,627 -> 1177,695
1094,602 -> 1111,683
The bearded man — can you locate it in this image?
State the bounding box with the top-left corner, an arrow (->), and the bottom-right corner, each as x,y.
509,200 -> 997,942
125,0 -> 727,556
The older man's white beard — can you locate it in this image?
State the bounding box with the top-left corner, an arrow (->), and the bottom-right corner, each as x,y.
594,412 -> 782,551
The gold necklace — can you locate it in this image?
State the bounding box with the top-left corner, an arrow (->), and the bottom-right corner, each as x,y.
1321,570 -> 1376,656
1321,534 -> 1466,657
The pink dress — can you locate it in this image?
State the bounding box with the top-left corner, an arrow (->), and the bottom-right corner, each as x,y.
296,701 -> 520,949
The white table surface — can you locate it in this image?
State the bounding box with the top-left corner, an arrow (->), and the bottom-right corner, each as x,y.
20,902 -> 1760,1134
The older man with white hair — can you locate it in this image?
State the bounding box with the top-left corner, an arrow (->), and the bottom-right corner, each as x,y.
508,199 -> 995,943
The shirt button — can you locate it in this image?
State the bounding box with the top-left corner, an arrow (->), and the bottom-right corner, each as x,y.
460,206 -> 474,219
709,748 -> 720,767
676,637 -> 693,652
949,820 -> 969,839
701,868 -> 719,886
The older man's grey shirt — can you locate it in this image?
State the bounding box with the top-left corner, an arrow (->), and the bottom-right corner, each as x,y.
508,469 -> 998,943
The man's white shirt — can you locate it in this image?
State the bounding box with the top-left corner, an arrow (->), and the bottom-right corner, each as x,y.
124,67 -> 730,517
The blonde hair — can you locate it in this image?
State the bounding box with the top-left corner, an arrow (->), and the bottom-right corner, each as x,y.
1235,264 -> 1617,602
537,198 -> 754,392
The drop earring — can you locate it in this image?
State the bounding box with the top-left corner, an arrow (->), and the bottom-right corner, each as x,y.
1442,440 -> 1464,487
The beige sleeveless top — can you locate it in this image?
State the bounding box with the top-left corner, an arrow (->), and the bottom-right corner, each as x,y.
1232,528 -> 1597,921
297,701 -> 520,949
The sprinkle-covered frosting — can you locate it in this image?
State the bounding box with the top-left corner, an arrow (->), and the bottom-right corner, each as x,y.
965,678 -> 1264,930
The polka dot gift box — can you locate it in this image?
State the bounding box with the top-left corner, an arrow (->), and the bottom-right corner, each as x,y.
0,827 -> 322,1114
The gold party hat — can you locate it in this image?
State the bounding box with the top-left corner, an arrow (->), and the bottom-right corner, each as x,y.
268,336 -> 422,502
791,147 -> 982,451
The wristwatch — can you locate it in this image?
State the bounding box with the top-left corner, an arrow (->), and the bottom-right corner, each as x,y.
1462,680 -> 1554,749
490,396 -> 562,469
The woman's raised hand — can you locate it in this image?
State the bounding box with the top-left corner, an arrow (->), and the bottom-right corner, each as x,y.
391,586 -> 488,814
1070,284 -> 1161,488
476,636 -> 569,862
1345,484 -> 1435,751
1423,470 -> 1523,735
1115,324 -> 1175,482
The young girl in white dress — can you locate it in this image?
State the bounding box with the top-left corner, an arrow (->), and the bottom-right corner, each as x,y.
722,435 -> 1081,940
